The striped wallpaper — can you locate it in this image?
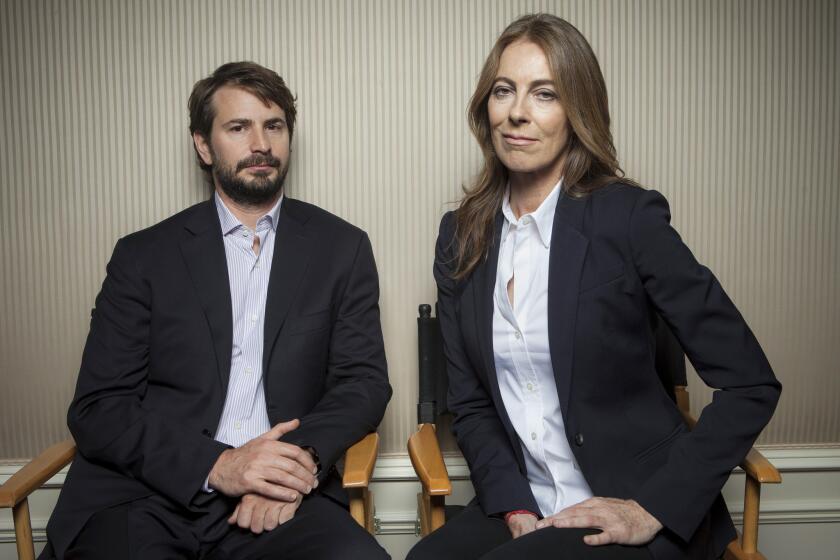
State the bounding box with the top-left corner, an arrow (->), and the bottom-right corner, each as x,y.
0,0 -> 837,459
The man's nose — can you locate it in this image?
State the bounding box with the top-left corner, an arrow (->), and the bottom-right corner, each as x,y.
250,129 -> 271,153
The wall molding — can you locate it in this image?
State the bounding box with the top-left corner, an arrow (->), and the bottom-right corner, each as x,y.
370,454 -> 471,481
374,446 -> 840,531
741,445 -> 840,472
6,444 -> 838,481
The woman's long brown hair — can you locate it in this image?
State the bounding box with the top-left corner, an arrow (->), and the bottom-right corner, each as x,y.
452,14 -> 635,280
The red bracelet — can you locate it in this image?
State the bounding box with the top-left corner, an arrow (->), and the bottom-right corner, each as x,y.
504,509 -> 538,523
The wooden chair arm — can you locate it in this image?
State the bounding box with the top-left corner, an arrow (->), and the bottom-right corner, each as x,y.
342,433 -> 379,488
0,439 -> 75,508
739,447 -> 781,484
408,424 -> 452,496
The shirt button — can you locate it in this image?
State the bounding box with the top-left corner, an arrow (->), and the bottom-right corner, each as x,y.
241,232 -> 248,238
245,366 -> 253,375
250,313 -> 258,322
526,383 -> 533,391
531,432 -> 537,441
514,331 -> 522,339
234,421 -> 242,430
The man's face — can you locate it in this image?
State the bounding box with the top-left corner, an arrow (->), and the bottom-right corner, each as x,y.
193,85 -> 291,206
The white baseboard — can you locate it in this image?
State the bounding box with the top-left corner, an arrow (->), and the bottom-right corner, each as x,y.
2,445 -> 839,558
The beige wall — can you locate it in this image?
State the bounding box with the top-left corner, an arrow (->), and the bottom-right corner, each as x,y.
0,0 -> 838,460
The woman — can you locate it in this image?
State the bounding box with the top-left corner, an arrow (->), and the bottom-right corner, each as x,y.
407,14 -> 780,560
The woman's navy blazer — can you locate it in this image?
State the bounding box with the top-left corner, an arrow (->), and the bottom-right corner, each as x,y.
433,184 -> 781,560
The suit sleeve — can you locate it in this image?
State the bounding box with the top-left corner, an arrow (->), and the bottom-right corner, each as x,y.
67,238 -> 229,508
435,212 -> 540,517
628,190 -> 781,542
280,232 -> 392,479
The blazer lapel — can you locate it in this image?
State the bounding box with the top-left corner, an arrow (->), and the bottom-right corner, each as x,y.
179,200 -> 234,393
474,212 -> 505,406
262,199 -> 313,375
548,193 -> 589,417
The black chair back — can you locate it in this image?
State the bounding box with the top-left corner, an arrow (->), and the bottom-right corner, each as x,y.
417,304 -> 448,424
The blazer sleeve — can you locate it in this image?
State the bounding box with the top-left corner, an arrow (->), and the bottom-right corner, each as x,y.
628,190 -> 781,542
279,232 -> 392,479
67,238 -> 229,508
435,212 -> 540,516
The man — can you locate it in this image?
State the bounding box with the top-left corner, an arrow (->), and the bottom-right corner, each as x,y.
41,61 -> 392,559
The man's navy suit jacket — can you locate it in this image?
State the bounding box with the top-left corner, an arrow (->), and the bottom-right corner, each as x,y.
45,197 -> 392,559
433,184 -> 780,560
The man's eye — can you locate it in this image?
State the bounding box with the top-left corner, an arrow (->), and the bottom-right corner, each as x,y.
230,125 -> 244,132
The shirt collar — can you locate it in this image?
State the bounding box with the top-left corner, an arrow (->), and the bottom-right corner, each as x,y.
501,178 -> 563,248
214,192 -> 284,236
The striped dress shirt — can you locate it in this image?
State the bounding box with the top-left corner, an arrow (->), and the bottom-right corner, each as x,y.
212,192 -> 282,448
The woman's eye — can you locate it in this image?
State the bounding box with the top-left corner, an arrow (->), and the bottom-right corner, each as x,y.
492,85 -> 513,98
535,90 -> 557,101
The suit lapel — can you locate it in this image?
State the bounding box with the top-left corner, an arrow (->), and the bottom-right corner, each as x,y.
474,212 -> 505,406
179,200 -> 234,393
262,199 -> 313,375
548,193 -> 589,417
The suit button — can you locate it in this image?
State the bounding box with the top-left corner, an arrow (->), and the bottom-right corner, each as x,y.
202,429 -> 211,437
574,433 -> 584,446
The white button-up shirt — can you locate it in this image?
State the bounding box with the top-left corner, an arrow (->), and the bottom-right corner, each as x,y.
492,180 -> 593,517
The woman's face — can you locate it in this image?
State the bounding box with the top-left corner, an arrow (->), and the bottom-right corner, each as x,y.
488,40 -> 569,183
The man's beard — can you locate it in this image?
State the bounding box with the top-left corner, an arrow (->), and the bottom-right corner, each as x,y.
213,153 -> 288,206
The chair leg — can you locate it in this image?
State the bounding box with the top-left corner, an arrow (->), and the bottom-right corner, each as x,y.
364,487 -> 375,534
723,475 -> 766,560
417,493 -> 430,536
724,534 -> 767,560
13,497 -> 36,560
347,487 -> 376,535
429,495 -> 445,533
348,487 -> 365,529
741,476 -> 761,554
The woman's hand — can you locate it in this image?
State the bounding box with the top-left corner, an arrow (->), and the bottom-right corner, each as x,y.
506,512 -> 539,538
536,497 -> 662,546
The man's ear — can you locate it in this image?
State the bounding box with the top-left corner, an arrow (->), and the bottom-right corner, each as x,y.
193,132 -> 213,166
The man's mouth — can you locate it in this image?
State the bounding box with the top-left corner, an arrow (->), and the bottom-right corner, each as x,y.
237,156 -> 281,172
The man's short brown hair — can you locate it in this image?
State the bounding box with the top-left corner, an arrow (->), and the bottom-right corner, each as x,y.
188,61 -> 297,173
